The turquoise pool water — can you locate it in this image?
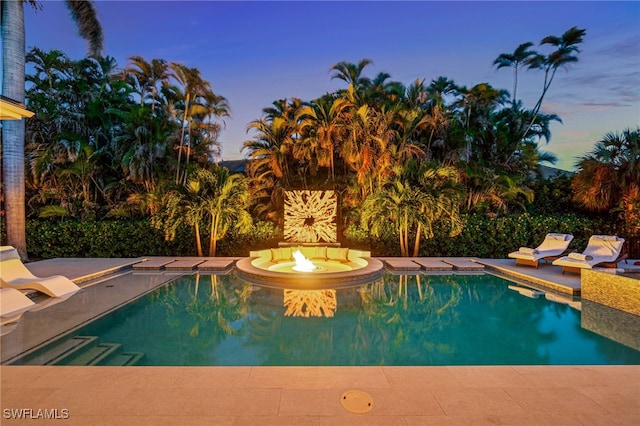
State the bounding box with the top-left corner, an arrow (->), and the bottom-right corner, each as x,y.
17,272 -> 640,366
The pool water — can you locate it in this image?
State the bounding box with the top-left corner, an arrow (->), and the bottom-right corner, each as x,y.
16,273 -> 640,366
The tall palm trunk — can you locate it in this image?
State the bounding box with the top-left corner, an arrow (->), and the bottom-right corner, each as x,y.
413,222 -> 422,257
1,0 -> 28,258
194,221 -> 203,257
209,213 -> 219,257
176,93 -> 191,184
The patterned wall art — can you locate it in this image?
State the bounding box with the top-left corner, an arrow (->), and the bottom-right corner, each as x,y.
283,190 -> 337,243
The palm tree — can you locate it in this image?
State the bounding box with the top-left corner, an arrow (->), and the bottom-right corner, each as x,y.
523,26 -> 586,139
493,42 -> 537,105
572,128 -> 640,233
25,47 -> 70,91
169,62 -> 214,185
121,56 -> 171,114
360,172 -> 421,256
410,163 -> 464,256
153,167 -> 252,256
330,58 -> 373,89
476,99 -> 561,177
2,0 -> 103,258
116,103 -> 171,192
201,167 -> 252,256
242,98 -> 304,188
154,175 -> 207,256
366,72 -> 405,107
454,82 -> 509,165
297,97 -> 349,183
461,164 -> 533,215
360,164 -> 463,257
243,117 -> 294,185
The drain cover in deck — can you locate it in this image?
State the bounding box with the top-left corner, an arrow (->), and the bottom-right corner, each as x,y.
340,390 -> 373,414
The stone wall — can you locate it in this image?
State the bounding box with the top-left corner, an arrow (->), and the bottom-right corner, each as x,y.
581,269 -> 640,316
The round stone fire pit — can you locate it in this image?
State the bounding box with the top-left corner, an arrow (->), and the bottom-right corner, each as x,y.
235,246 -> 384,289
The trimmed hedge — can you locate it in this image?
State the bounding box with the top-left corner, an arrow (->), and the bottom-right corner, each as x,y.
344,213 -> 619,257
25,219 -> 282,259
25,213 -> 617,259
26,220 -> 196,259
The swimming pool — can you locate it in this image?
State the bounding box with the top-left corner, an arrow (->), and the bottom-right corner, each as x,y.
14,272 -> 640,366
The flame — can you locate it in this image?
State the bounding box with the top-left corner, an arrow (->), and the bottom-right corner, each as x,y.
292,250 -> 318,272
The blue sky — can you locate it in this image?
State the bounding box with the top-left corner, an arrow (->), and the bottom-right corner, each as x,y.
24,0 -> 640,171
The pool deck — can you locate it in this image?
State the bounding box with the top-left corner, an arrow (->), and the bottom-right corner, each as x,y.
1,257 -> 639,425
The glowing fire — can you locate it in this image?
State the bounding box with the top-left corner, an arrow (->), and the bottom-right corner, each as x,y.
292,250 -> 318,272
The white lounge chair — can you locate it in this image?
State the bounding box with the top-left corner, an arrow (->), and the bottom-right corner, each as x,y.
508,233 -> 574,268
552,235 -> 627,274
0,246 -> 81,298
1,288 -> 35,326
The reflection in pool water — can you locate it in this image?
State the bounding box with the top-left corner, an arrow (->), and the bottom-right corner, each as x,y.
14,272 -> 640,366
283,289 -> 336,317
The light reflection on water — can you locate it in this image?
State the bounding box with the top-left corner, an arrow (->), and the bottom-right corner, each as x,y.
14,272 -> 640,366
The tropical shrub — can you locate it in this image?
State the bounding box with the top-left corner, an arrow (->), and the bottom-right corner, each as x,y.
26,220 -> 195,259
25,219 -> 281,259
346,213 -> 618,257
215,220 -> 282,256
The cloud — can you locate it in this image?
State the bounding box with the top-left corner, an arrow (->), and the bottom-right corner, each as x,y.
595,35 -> 640,59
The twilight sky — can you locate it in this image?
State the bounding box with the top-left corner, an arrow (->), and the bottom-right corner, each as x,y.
23,0 -> 640,171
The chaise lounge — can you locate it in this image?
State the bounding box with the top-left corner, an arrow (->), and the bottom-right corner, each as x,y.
552,235 -> 626,274
0,288 -> 35,326
0,246 -> 81,298
508,233 -> 574,268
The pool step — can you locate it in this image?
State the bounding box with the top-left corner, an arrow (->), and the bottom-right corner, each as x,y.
20,336 -> 98,365
65,342 -> 122,366
104,351 -> 145,366
17,336 -> 145,366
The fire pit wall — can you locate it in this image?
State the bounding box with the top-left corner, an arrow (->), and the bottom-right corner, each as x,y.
249,246 -> 371,271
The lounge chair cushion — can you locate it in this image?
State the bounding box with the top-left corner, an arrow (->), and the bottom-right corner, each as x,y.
518,247 -> 539,255
591,235 -> 619,241
568,253 -> 593,261
547,233 -> 570,241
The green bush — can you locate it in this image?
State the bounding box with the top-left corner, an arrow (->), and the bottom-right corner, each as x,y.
345,213 -> 619,257
215,221 -> 282,256
25,214 -> 619,259
26,219 -> 282,259
26,220 -> 195,259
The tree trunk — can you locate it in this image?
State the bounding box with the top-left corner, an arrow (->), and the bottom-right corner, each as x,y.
209,214 -> 219,257
1,1 -> 28,259
413,222 -> 422,257
176,93 -> 191,184
194,222 -> 203,257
